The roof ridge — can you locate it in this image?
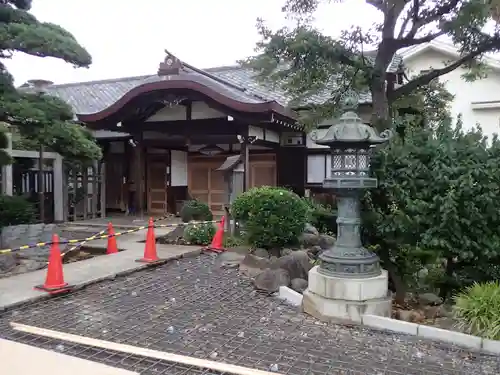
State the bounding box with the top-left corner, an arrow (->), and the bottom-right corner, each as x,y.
183,62 -> 269,102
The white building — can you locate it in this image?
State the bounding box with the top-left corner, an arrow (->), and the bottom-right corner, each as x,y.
401,40 -> 500,138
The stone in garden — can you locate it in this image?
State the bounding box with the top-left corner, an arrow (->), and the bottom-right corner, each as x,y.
253,248 -> 270,258
253,268 -> 290,293
423,305 -> 450,319
304,223 -> 319,236
298,233 -> 320,247
226,245 -> 251,255
418,292 -> 443,306
270,250 -> 312,280
290,278 -> 308,293
396,309 -> 425,323
216,251 -> 246,268
0,253 -> 17,273
307,245 -> 322,258
15,258 -> 46,274
318,234 -> 335,250
239,254 -> 271,277
280,248 -> 293,257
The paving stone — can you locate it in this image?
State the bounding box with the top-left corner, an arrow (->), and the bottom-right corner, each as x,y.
0,254 -> 497,375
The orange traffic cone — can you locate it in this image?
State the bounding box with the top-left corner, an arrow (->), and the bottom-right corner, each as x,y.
34,234 -> 72,294
107,222 -> 118,254
204,216 -> 226,253
136,217 -> 161,263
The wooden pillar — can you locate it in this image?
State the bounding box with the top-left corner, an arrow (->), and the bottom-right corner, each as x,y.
53,154 -> 64,222
91,161 -> 98,218
38,145 -> 45,222
133,132 -> 145,217
241,141 -> 249,191
1,132 -> 12,195
100,161 -> 106,218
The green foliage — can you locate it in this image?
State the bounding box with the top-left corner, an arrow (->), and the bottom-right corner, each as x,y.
363,117 -> 500,300
0,125 -> 12,165
223,235 -> 245,248
180,200 -> 213,223
302,197 -> 336,234
0,194 -> 35,229
231,186 -> 309,249
183,223 -> 215,246
0,1 -> 100,165
453,282 -> 500,339
244,0 -> 500,129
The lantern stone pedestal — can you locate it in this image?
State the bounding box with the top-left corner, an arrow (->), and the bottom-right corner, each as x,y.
301,94 -> 394,323
303,267 -> 391,323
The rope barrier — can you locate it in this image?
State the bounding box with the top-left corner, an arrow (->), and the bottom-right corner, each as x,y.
0,217 -> 217,255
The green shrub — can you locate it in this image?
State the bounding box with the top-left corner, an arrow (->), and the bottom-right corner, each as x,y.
223,235 -> 245,248
453,281 -> 500,339
302,197 -> 337,234
183,222 -> 216,246
231,186 -> 309,249
180,200 -> 213,223
0,195 -> 35,229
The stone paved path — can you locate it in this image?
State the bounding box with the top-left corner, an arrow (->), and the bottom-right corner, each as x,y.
0,254 -> 498,375
0,241 -> 201,310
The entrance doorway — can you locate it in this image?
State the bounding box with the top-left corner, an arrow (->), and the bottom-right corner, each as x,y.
147,161 -> 169,214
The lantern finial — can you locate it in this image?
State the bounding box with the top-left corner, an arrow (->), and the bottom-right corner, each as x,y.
340,90 -> 359,111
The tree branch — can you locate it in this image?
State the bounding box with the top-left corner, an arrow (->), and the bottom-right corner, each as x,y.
390,40 -> 498,100
399,30 -> 446,47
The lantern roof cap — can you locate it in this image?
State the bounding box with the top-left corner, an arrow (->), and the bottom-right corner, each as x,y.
311,92 -> 393,146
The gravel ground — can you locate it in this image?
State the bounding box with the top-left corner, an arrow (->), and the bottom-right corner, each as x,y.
0,254 -> 498,375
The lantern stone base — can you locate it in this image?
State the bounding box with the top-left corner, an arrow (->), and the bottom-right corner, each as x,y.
302,266 -> 391,323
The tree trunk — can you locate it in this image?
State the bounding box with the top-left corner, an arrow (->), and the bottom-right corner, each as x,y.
370,82 -> 391,132
380,252 -> 406,304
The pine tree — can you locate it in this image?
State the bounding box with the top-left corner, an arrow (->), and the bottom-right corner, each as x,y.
0,0 -> 102,165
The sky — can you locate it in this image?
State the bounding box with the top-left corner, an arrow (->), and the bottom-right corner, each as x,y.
5,0 -> 380,86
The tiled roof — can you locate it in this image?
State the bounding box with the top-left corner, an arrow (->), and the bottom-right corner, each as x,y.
22,55 -> 403,116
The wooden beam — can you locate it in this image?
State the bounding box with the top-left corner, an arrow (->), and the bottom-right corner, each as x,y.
140,119 -> 244,135
10,323 -> 283,375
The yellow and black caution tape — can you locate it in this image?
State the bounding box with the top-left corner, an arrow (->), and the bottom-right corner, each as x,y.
0,217 -> 218,255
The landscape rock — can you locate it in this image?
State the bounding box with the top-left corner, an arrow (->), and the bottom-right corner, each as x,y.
1,223 -> 63,263
290,278 -> 308,293
418,292 -> 443,306
0,253 -> 17,273
216,251 -> 246,269
318,234 -> 335,250
14,258 -> 46,274
239,254 -> 271,277
307,245 -> 322,258
270,250 -> 312,280
280,248 -> 293,257
304,223 -> 319,236
396,309 -> 425,323
423,305 -> 451,319
253,268 -> 290,293
298,233 -> 320,247
253,248 -> 270,258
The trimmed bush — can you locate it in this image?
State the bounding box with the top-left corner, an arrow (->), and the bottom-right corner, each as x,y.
231,186 -> 309,249
183,222 -> 216,246
453,281 -> 500,339
180,199 -> 213,223
0,195 -> 35,229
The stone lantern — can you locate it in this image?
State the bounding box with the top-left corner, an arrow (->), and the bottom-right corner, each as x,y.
302,92 -> 394,323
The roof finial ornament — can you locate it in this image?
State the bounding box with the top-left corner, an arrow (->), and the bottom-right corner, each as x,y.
158,49 -> 183,76
340,89 -> 359,112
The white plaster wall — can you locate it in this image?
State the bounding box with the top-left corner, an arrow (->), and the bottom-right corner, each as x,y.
146,101 -> 226,122
404,50 -> 500,137
171,150 -> 188,186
